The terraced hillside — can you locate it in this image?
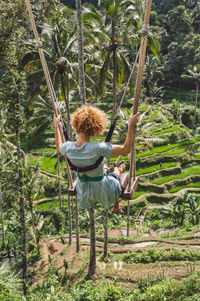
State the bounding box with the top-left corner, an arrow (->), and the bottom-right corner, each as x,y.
28,104 -> 200,207
117,105 -> 200,206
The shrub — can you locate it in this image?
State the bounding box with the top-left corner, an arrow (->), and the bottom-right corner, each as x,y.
123,248 -> 200,264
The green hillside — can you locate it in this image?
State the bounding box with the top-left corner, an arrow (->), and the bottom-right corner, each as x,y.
27,103 -> 200,208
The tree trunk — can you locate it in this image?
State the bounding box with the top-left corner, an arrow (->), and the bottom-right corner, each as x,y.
29,198 -> 35,232
60,73 -> 72,139
75,197 -> 80,252
87,203 -> 96,279
68,194 -> 72,246
112,48 -> 117,121
0,184 -> 5,249
127,200 -> 130,237
103,208 -> 108,259
57,153 -> 62,211
194,81 -> 199,128
13,76 -> 27,295
76,0 -> 86,104
111,19 -> 117,121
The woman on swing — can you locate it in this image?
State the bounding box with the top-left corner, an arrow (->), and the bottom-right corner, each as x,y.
54,105 -> 139,214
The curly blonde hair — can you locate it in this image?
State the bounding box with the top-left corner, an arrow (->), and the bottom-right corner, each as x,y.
71,105 -> 107,137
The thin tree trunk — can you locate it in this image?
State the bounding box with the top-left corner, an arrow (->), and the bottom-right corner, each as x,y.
75,197 -> 80,252
29,198 -> 35,232
0,184 -> 5,249
68,194 -> 72,246
103,208 -> 108,259
60,73 -> 72,138
76,0 -> 86,104
13,75 -> 27,295
127,200 -> 130,237
112,48 -> 117,121
193,81 -> 199,128
87,203 -> 96,279
57,153 -> 62,211
111,19 -> 117,122
71,197 -> 74,229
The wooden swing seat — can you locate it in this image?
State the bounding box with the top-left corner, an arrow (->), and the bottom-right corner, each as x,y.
67,173 -> 138,200
120,173 -> 138,200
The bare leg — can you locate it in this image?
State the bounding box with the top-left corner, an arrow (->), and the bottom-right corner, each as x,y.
111,163 -> 126,214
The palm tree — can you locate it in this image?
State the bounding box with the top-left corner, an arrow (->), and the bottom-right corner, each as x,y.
115,107 -> 164,147
23,6 -> 77,137
181,64 -> 200,128
0,125 -> 19,250
27,95 -> 55,144
143,54 -> 164,102
24,162 -> 50,232
76,0 -> 86,103
11,73 -> 28,295
83,0 -> 138,110
83,0 -> 159,115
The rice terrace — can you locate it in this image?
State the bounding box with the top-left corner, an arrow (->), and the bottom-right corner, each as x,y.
1,0 -> 200,300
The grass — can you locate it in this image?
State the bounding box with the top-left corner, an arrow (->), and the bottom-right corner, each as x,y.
152,166 -> 200,185
150,120 -> 174,132
28,155 -> 66,174
136,162 -> 177,175
152,124 -> 181,135
31,148 -> 55,153
166,147 -> 187,155
131,191 -> 145,200
137,136 -> 200,158
194,153 -> 200,159
36,199 -> 68,210
169,182 -> 200,193
123,248 -> 200,264
148,110 -> 158,118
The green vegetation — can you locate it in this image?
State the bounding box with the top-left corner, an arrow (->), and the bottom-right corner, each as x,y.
123,248 -> 200,264
136,162 -> 177,175
28,155 -> 66,174
31,148 -> 55,153
152,167 -> 200,185
170,183 -> 200,193
1,0 -> 200,299
137,137 -> 200,158
152,124 -> 181,135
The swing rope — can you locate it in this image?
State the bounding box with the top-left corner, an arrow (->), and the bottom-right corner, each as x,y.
24,0 -> 74,188
128,0 -> 152,192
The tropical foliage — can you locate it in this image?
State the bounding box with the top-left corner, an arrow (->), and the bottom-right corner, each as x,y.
1,0 -> 200,299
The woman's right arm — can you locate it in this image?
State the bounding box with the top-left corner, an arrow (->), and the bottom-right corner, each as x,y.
111,112 -> 139,157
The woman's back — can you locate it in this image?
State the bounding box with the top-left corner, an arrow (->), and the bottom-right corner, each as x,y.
60,140 -> 121,209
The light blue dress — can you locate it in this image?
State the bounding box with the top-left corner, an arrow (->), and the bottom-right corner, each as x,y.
60,141 -> 122,209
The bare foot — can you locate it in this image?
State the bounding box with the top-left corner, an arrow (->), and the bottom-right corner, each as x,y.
118,163 -> 126,174
111,205 -> 124,215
